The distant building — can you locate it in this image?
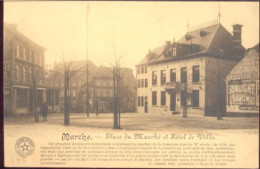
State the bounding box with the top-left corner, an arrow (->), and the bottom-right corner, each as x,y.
4,23 -> 46,115
53,60 -> 98,112
226,44 -> 259,114
136,21 -> 245,116
91,66 -> 136,113
44,66 -> 61,113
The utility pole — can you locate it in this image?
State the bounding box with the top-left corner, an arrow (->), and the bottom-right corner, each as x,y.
86,5 -> 90,117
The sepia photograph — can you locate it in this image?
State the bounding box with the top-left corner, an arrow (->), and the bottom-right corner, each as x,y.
3,1 -> 259,168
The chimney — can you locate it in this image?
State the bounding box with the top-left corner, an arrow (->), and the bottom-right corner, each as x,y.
232,24 -> 243,45
232,24 -> 244,58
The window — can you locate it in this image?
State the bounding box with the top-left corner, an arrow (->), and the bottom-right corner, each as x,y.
16,64 -> 22,82
141,96 -> 144,106
170,69 -> 176,82
181,91 -> 187,106
72,90 -> 76,97
22,48 -> 26,59
141,79 -> 144,88
23,66 -> 28,82
181,67 -> 187,83
16,89 -> 27,108
161,91 -> 166,106
16,44 -> 20,58
152,91 -> 157,105
137,79 -> 140,88
141,67 -> 144,74
192,90 -> 199,107
152,71 -> 157,85
60,91 -> 64,97
161,70 -> 166,84
138,96 -> 140,106
55,91 -> 59,105
96,89 -> 100,97
25,49 -> 30,61
192,66 -> 200,83
145,79 -> 148,87
31,51 -> 35,63
144,67 -> 147,73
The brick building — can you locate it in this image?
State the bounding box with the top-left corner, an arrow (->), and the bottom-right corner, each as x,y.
136,21 -> 245,116
4,23 -> 46,115
226,44 -> 259,114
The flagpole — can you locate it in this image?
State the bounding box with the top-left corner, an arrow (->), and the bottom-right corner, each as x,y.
86,5 -> 90,117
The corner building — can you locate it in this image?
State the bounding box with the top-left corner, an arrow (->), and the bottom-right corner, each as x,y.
4,24 -> 46,114
136,22 -> 245,116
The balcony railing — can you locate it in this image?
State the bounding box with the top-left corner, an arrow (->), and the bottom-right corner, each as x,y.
165,81 -> 180,90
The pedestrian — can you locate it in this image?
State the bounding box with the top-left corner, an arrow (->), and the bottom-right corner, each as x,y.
40,102 -> 48,121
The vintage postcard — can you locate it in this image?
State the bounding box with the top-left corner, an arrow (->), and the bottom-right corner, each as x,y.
3,1 -> 259,168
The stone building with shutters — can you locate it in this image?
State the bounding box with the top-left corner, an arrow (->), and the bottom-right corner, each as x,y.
4,23 -> 46,115
226,44 -> 259,114
136,21 -> 246,116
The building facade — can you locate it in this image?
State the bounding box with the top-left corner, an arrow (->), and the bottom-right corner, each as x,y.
136,22 -> 245,116
4,24 -> 46,115
44,67 -> 60,113
226,44 -> 259,114
53,60 -> 98,113
92,67 -> 137,113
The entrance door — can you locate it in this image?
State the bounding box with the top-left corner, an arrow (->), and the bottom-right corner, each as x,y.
170,91 -> 176,111
144,101 -> 148,113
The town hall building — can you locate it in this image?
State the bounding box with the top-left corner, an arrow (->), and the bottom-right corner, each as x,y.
136,21 -> 245,116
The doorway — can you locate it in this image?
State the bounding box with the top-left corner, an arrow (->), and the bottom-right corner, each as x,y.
170,91 -> 176,111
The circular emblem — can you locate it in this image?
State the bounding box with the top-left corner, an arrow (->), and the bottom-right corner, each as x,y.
15,137 -> 35,158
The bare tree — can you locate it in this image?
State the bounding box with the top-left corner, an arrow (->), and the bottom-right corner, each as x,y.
99,43 -> 129,129
31,63 -> 44,122
201,58 -> 229,120
51,52 -> 87,125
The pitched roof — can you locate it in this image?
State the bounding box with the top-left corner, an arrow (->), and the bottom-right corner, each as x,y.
137,23 -> 244,66
4,23 -> 46,50
93,66 -> 134,78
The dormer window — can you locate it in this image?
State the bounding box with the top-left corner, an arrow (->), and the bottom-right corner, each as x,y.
185,34 -> 192,40
200,30 -> 207,37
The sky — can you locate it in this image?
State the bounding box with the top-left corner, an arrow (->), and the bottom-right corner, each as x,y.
4,1 -> 259,71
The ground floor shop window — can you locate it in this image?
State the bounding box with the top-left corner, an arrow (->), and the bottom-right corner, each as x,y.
16,89 -> 27,108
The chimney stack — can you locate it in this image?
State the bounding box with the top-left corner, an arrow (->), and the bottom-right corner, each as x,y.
232,24 -> 243,45
232,24 -> 244,58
